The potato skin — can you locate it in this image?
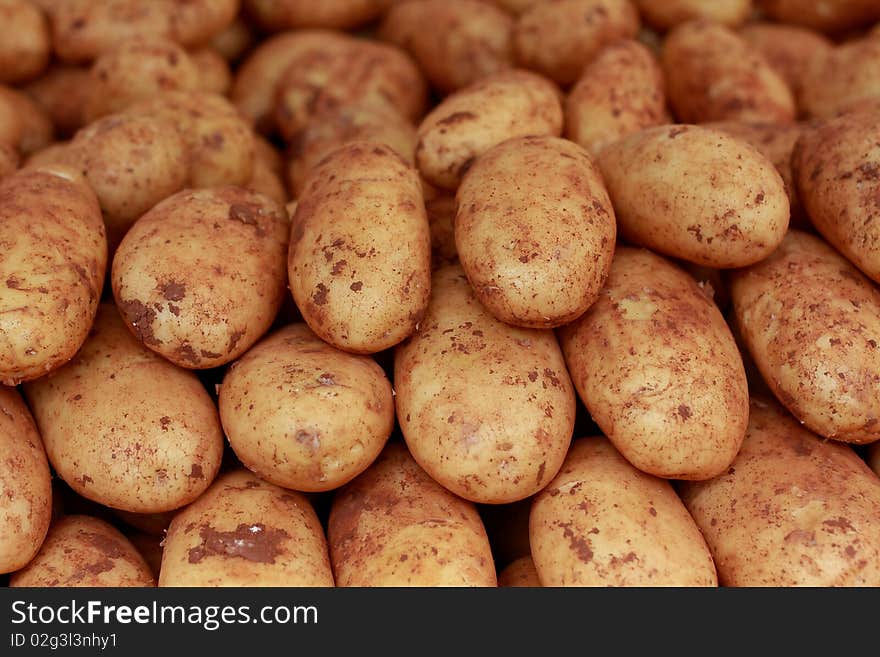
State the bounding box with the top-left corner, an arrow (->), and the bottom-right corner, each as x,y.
0,85 -> 53,156
559,248 -> 748,479
0,168 -> 105,386
394,264 -> 575,504
731,230 -> 880,445
0,0 -> 50,83
10,515 -> 154,587
23,65 -> 91,136
190,47 -> 232,95
246,0 -> 388,30
597,124 -> 789,268
798,38 -> 880,120
680,398 -> 880,586
757,0 -> 880,34
113,188 -> 289,369
0,142 -> 17,179
739,23 -> 832,98
160,469 -> 334,587
634,0 -> 751,30
289,142 -> 431,354
416,69 -> 563,190
328,443 -> 496,586
455,135 -> 616,328
498,555 -> 541,587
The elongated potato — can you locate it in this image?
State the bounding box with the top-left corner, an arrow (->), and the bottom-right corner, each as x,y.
498,556 -> 541,587
0,0 -> 50,83
23,304 -> 224,513
681,398 -> 880,586
455,135 -> 616,328
0,167 -> 105,386
739,23 -> 832,98
10,515 -> 154,587
634,0 -> 751,30
757,0 -> 880,34
559,248 -> 748,479
328,443 -> 496,586
531,438 -> 718,586
597,124 -> 789,268
798,38 -> 880,119
731,230 -> 880,445
160,469 -> 334,587
395,264 -> 575,504
416,69 -> 563,190
289,142 -> 431,354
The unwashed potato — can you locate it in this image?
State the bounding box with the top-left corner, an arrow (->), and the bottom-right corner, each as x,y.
455,135 -> 616,328
126,530 -> 164,580
0,85 -> 53,156
426,194 -> 458,269
0,0 -> 50,83
731,230 -> 880,445
289,142 -> 431,354
23,304 -> 224,513
513,0 -> 640,87
559,247 -> 748,479
0,386 -> 52,574
680,398 -> 880,586
246,0 -> 389,30
23,65 -> 91,136
798,37 -> 880,119
662,20 -> 795,124
328,442 -> 497,586
498,556 -> 541,587
210,16 -> 255,62
739,23 -> 832,99
757,0 -> 880,34
113,509 -> 177,537
113,187 -> 288,369
190,47 -> 233,95
395,264 -> 576,504
634,0 -> 751,30
247,153 -> 287,206
530,437 -> 718,586
10,515 -> 155,587
597,124 -> 789,268
416,69 -> 563,190
0,167 -> 105,386
160,469 -> 334,587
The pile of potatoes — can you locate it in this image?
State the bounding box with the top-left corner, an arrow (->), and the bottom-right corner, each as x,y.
1,0 -> 880,589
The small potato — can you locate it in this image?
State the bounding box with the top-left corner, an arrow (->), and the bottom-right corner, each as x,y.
247,156 -> 288,207
219,324 -> 393,492
530,438 -> 718,586
513,0 -> 640,87
328,443 -> 496,587
246,0 -> 389,30
160,469 -> 334,587
680,398 -> 880,586
558,247 -> 748,479
23,304 -> 225,513
757,0 -> 880,34
0,85 -> 53,155
565,39 -> 669,156
456,135 -> 616,328
426,194 -> 458,269
498,556 -> 541,587
113,188 -> 288,369
0,167 -> 105,385
662,20 -> 795,124
289,142 -> 431,354
23,65 -> 91,136
798,38 -> 880,119
210,17 -> 255,62
416,69 -> 563,190
395,264 -> 576,504
0,0 -> 50,83
739,23 -> 832,98
10,515 -> 154,587
597,124 -> 789,268
190,47 -> 233,95
380,0 -> 514,94
0,386 -> 52,574
731,230 -> 880,445
634,0 -> 751,30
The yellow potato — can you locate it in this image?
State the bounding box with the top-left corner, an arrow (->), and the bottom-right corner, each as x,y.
328,443 -> 496,586
289,142 -> 431,354
23,65 -> 91,136
530,437 -> 718,586
395,264 -> 575,504
0,167 -> 105,386
757,0 -> 880,34
10,515 -> 154,587
597,124 -> 789,268
247,155 -> 287,207
634,0 -> 751,30
0,85 -> 52,155
559,247 -> 748,479
731,230 -> 880,445
190,47 -> 233,95
455,135 -> 616,328
246,0 -> 389,30
798,37 -> 880,120
160,469 -> 334,587
680,398 -> 880,586
498,556 -> 541,587
0,0 -> 50,83
210,17 -> 255,62
739,23 -> 832,98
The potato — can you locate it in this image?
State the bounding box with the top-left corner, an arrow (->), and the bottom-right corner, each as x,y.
426,194 -> 458,269
498,556 -> 541,587
190,47 -> 233,95
171,0 -> 239,49
0,142 -> 17,179
289,142 -> 431,354
565,39 -> 668,156
114,509 -> 176,537
597,124 -> 789,268
113,187 -> 288,369
680,398 -> 880,586
634,0 -> 751,30
662,20 -> 795,124
328,443 -> 496,586
559,247 -> 748,479
416,69 -> 563,190
380,0 -> 514,94
395,264 -> 575,503
23,304 -> 224,512
0,386 -> 52,574
731,230 -> 880,445
23,65 -> 91,136
211,17 -> 255,63
757,0 -> 880,34
219,324 -> 393,491
246,0 -> 389,30
0,0 -> 50,83
488,0 -> 543,14
530,438 -> 718,586
247,157 -> 287,207
456,135 -> 616,328
513,0 -> 640,87
0,85 -> 53,155
739,23 -> 832,98
126,530 -> 163,580
160,469 -> 334,587
0,167 -> 105,385
798,38 -> 880,120
10,515 -> 155,587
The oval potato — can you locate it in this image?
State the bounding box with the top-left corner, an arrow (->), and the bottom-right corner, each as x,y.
739,23 -> 832,98
0,0 -> 50,83
498,555 -> 541,587
798,38 -> 880,119
23,65 -> 91,136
